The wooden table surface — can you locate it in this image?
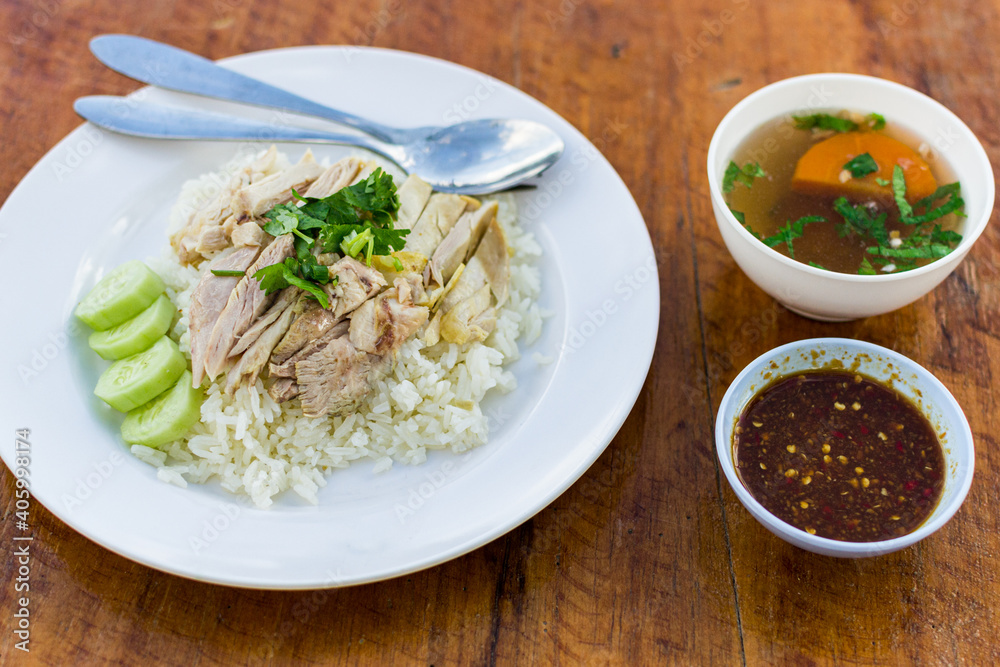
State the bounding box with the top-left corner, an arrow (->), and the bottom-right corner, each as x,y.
2,0 -> 999,664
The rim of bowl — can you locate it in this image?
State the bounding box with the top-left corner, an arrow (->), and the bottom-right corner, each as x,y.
706,73 -> 995,283
714,337 -> 975,554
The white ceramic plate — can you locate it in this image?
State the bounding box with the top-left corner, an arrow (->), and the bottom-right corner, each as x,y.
0,47 -> 658,588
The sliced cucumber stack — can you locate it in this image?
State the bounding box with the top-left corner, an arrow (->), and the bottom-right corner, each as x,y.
94,336 -> 187,413
122,371 -> 203,447
78,260 -> 203,448
75,260 -> 165,330
88,294 -> 176,360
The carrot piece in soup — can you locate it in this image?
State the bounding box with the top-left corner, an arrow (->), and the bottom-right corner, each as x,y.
791,131 -> 937,202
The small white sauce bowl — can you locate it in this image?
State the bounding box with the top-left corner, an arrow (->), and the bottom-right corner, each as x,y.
715,338 -> 974,558
707,73 -> 994,321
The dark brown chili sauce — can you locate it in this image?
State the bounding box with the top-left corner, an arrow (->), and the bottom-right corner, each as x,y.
733,371 -> 944,542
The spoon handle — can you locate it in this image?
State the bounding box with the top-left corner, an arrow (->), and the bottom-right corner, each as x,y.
89,34 -> 400,143
74,96 -> 398,161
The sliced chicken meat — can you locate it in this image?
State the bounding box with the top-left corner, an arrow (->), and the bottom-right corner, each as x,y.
301,157 -> 365,198
404,193 -> 470,258
229,286 -> 300,358
202,234 -> 295,380
349,285 -> 429,356
273,281 -> 427,417
171,147 -> 282,265
271,320 -> 350,380
231,221 -> 269,248
270,301 -> 340,366
436,217 -> 510,345
296,334 -> 392,418
225,288 -> 305,394
395,174 -> 433,230
268,377 -> 300,404
325,256 -> 387,319
426,200 -> 498,288
188,246 -> 263,387
230,150 -> 323,221
267,257 -> 386,365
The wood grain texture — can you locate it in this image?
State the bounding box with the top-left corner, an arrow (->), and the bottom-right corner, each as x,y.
1,0 -> 998,664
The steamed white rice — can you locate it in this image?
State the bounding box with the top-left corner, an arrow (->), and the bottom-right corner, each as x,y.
139,152 -> 544,508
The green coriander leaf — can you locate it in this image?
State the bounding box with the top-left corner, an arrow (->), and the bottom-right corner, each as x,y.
866,244 -> 955,260
892,165 -> 914,220
875,177 -> 890,186
930,225 -> 962,245
833,197 -> 889,245
808,261 -> 827,270
210,269 -> 245,277
259,169 -> 406,307
793,113 -> 858,133
729,208 -> 746,225
906,182 -> 965,226
858,257 -> 878,275
252,259 -> 294,294
868,113 -> 886,130
293,235 -> 313,261
281,271 -> 330,309
722,161 -> 765,194
251,258 -> 331,309
844,153 -> 878,178
762,215 -> 824,259
262,205 -> 304,237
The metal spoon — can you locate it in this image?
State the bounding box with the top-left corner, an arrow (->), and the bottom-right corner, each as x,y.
74,96 -> 562,194
87,34 -> 565,194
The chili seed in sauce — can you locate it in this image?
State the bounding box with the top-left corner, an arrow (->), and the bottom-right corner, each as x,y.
732,370 -> 945,542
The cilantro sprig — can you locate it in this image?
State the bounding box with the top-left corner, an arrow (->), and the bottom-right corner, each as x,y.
833,197 -> 889,245
793,112 -> 886,133
761,216 -> 825,259
250,167 -> 407,306
843,153 -> 878,178
723,161 -> 766,194
254,257 -> 334,309
860,166 -> 965,273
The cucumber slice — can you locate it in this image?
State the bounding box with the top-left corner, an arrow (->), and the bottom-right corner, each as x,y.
121,371 -> 203,448
88,294 -> 176,360
75,260 -> 165,331
94,336 -> 187,412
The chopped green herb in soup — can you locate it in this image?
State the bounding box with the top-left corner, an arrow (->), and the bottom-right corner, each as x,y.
724,110 -> 965,274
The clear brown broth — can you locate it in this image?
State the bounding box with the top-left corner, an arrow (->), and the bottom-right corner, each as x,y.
725,115 -> 962,274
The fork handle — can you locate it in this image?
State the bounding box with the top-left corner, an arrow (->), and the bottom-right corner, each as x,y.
90,34 -> 400,143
